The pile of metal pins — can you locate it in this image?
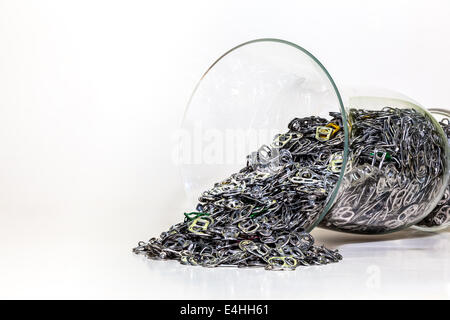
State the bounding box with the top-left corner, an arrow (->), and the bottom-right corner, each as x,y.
416,117 -> 450,228
134,112 -> 345,270
134,107 -> 447,269
320,108 -> 447,234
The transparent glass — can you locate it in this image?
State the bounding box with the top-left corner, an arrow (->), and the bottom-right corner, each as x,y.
180,39 -> 349,231
179,39 -> 450,234
412,108 -> 450,232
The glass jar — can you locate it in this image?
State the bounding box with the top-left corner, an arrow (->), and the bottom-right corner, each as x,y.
179,38 -> 450,235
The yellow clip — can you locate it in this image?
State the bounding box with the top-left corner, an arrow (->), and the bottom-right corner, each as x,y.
239,240 -> 256,251
326,122 -> 341,136
315,126 -> 333,142
267,256 -> 298,269
180,251 -> 191,265
328,152 -> 344,173
188,216 -> 214,236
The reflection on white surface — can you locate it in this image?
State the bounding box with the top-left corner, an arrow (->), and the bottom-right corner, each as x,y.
1,222 -> 447,299
130,229 -> 449,300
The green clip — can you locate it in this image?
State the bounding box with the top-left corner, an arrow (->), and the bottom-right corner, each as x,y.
184,211 -> 209,221
370,152 -> 392,161
250,208 -> 268,218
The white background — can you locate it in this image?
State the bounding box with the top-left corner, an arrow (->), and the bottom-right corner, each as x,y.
0,0 -> 449,299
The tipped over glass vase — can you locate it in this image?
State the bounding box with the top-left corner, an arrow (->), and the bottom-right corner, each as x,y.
178,39 -> 450,235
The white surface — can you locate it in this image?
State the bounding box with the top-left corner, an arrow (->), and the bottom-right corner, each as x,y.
0,226 -> 448,299
0,0 -> 450,299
